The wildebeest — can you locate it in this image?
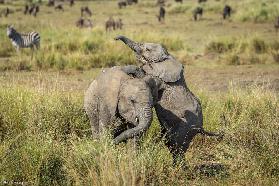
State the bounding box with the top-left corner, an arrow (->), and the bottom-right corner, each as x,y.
157,0 -> 165,6
118,1 -> 127,9
48,0 -> 55,7
76,17 -> 93,28
193,7 -> 203,21
175,0 -> 183,3
34,5 -> 39,17
30,5 -> 39,17
127,0 -> 138,5
223,5 -> 231,19
4,7 -> 12,17
275,16 -> 279,32
24,4 -> 39,17
115,18 -> 123,29
157,6 -> 165,23
24,5 -> 29,14
55,4 -> 64,11
28,5 -> 35,15
69,0 -> 74,7
198,0 -> 207,3
105,17 -> 116,31
81,6 -> 92,17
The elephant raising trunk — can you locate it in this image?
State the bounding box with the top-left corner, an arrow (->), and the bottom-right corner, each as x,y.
115,35 -> 142,54
115,35 -> 169,64
115,36 -> 221,162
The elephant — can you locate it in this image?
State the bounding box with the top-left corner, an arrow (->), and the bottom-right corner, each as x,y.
84,66 -> 154,144
115,36 -> 221,162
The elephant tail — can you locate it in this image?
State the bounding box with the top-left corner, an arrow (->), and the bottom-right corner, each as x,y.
191,127 -> 224,139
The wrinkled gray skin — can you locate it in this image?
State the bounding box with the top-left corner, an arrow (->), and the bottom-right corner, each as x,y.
84,67 -> 153,144
115,36 -> 220,162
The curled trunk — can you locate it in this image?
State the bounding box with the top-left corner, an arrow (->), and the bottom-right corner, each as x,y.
114,106 -> 152,144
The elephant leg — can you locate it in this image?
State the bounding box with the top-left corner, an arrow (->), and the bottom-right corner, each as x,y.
84,100 -> 99,138
90,120 -> 99,139
98,103 -> 111,136
163,125 -> 197,165
84,81 -> 101,139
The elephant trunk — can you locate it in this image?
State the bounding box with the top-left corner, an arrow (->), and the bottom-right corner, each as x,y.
114,105 -> 153,144
114,35 -> 142,54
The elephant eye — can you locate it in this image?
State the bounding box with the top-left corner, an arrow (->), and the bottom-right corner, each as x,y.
146,47 -> 151,52
130,98 -> 136,104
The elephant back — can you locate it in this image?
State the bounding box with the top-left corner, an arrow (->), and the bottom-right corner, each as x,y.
96,67 -> 131,118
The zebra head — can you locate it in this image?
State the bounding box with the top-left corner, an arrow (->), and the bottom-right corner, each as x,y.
115,35 -> 170,64
7,25 -> 16,38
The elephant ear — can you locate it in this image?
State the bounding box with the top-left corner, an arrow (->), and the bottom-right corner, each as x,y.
97,67 -> 130,117
142,58 -> 183,83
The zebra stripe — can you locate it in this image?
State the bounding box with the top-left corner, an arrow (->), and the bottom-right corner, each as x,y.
7,26 -> 40,51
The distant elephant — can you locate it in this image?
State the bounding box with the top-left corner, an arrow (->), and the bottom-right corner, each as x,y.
115,36 -> 220,162
84,67 -> 154,144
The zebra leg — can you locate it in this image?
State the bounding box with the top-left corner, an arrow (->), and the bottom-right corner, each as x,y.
30,45 -> 34,60
15,46 -> 20,53
35,42 -> 40,50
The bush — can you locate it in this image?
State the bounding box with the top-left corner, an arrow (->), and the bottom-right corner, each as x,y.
251,38 -> 267,54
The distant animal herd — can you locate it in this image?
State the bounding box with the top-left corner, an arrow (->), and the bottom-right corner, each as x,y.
1,0 -> 279,53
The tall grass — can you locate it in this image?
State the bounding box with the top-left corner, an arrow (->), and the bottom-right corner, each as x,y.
0,86 -> 278,185
205,36 -> 279,65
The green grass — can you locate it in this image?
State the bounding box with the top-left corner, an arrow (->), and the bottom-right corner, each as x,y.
0,86 -> 278,185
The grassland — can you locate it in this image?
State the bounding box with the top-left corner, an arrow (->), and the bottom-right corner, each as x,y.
0,0 -> 279,185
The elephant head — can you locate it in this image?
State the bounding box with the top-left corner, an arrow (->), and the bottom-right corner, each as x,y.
115,73 -> 153,144
84,67 -> 153,144
115,35 -> 183,83
115,35 -> 169,64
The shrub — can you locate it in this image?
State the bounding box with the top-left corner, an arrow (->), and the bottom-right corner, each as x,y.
206,40 -> 235,54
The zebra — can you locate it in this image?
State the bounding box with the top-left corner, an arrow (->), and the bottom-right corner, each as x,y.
6,25 -> 40,52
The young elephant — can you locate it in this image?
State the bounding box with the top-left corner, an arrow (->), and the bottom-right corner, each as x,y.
115,36 -> 221,162
84,67 -> 154,144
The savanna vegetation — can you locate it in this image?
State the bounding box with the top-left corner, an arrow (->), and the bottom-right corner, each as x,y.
0,0 -> 278,185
